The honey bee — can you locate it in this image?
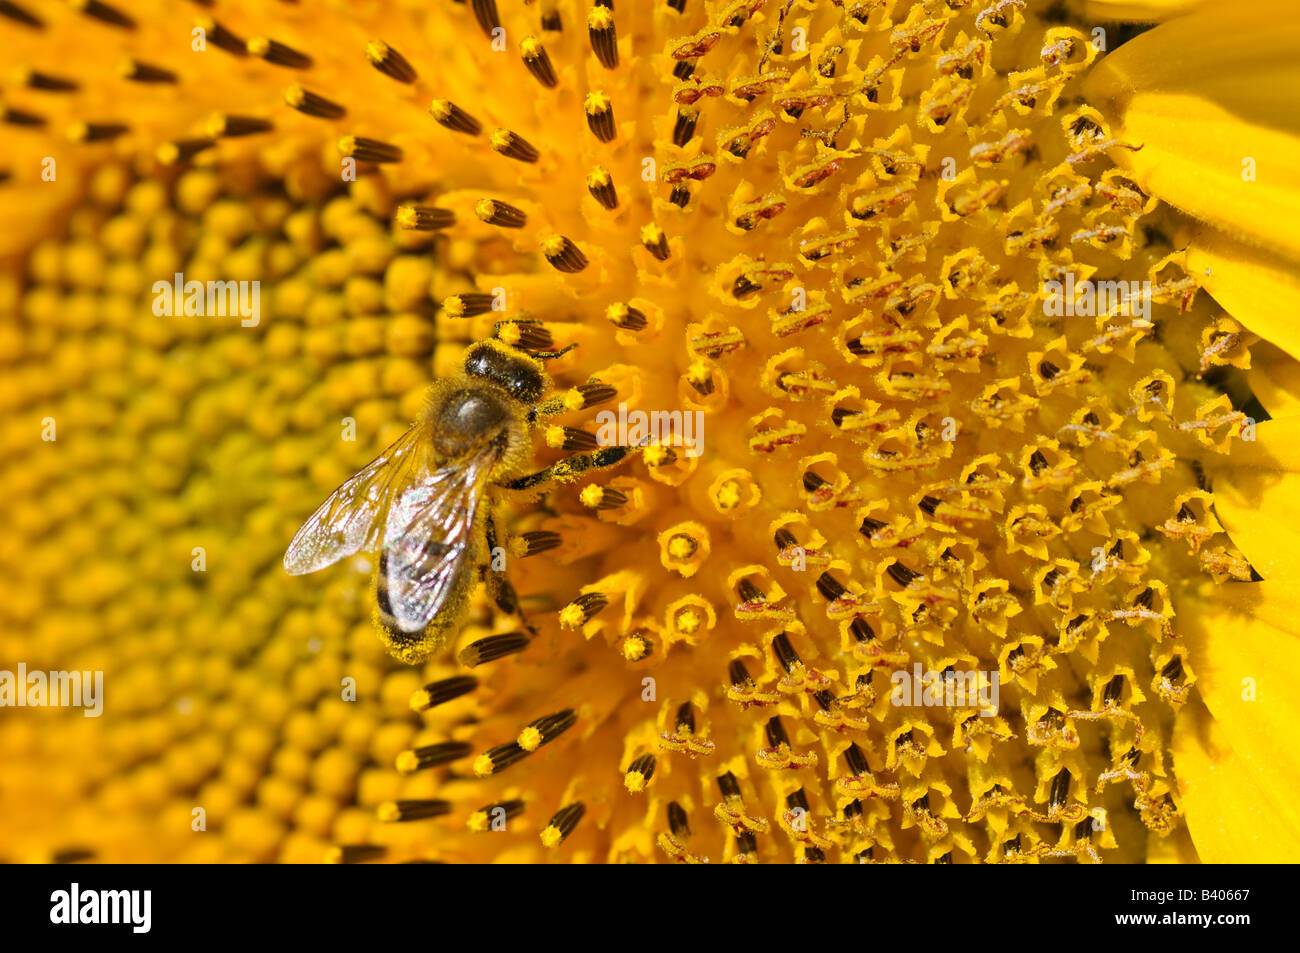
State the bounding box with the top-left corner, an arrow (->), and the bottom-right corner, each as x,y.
284,336 -> 626,663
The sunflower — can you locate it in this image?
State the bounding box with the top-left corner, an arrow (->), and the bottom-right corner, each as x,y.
0,0 -> 1296,864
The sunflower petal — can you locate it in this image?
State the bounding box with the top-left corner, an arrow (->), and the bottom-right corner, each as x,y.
1207,418 -> 1300,578
1182,582 -> 1300,834
1174,700 -> 1300,862
1246,342 -> 1300,419
1084,2 -> 1300,262
1187,226 -> 1300,362
1084,0 -> 1211,22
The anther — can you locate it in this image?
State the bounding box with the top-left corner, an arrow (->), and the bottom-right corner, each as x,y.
672,58 -> 695,80
518,709 -> 577,751
516,530 -> 561,556
338,136 -> 403,163
497,321 -> 554,350
1048,768 -> 1071,813
475,198 -> 527,228
73,0 -> 134,29
774,528 -> 799,551
737,578 -> 766,604
587,166 -> 618,209
118,59 -> 176,83
606,302 -> 646,330
395,741 -> 473,774
542,234 -> 588,273
549,426 -> 599,452
850,618 -> 875,642
729,658 -> 755,688
14,69 -> 78,92
561,591 -> 608,626
887,561 -> 921,586
716,770 -> 741,799
520,36 -> 558,88
669,187 -> 690,208
581,485 -> 627,510
284,85 -> 346,119
673,107 -> 699,146
676,702 -> 696,734
458,631 -> 531,667
410,675 -> 478,711
765,716 -> 790,748
471,0 -> 501,37
396,205 -> 455,230
815,572 -> 846,601
588,7 -> 619,69
667,802 -> 690,838
468,800 -> 525,832
0,2 -> 42,28
625,754 -> 656,793
429,100 -> 481,135
443,293 -> 496,319
641,224 -> 670,261
2,106 -> 44,127
247,36 -> 313,69
473,742 -> 529,777
195,16 -> 246,56
327,845 -> 385,864
771,632 -> 801,672
377,799 -> 452,822
67,122 -> 128,142
490,128 -> 539,162
541,803 -> 586,847
207,115 -> 273,138
156,139 -> 215,165
585,92 -> 616,142
366,40 -> 417,83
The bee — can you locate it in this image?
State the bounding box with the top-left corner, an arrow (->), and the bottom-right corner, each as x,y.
284,335 -> 627,663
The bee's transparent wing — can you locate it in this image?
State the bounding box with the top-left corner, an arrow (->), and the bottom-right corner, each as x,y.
283,424 -> 425,575
382,446 -> 496,633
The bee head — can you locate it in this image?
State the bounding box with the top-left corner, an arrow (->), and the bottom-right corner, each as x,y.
463,341 -> 545,405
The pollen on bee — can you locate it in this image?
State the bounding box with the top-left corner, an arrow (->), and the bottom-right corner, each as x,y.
490,128 -> 540,163
588,8 -> 618,69
429,99 -> 481,136
520,35 -> 558,88
542,234 -> 588,273
475,199 -> 527,228
365,39 -> 418,83
395,204 -> 455,231
587,166 -> 619,210
585,92 -> 616,142
284,84 -> 347,120
338,136 -> 404,163
443,293 -> 497,319
246,36 -> 313,69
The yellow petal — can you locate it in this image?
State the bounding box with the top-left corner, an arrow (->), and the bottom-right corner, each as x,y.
1206,418 -> 1300,578
1174,700 -> 1300,862
1084,2 -> 1300,262
1083,0 -> 1211,21
1246,341 -> 1300,419
1187,226 -> 1300,362
1182,581 -> 1300,833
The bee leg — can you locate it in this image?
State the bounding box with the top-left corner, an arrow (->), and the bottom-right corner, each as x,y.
500,445 -> 632,491
483,510 -> 535,634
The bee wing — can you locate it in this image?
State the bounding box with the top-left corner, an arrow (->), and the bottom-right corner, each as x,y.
283,424 -> 425,575
382,446 -> 497,633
